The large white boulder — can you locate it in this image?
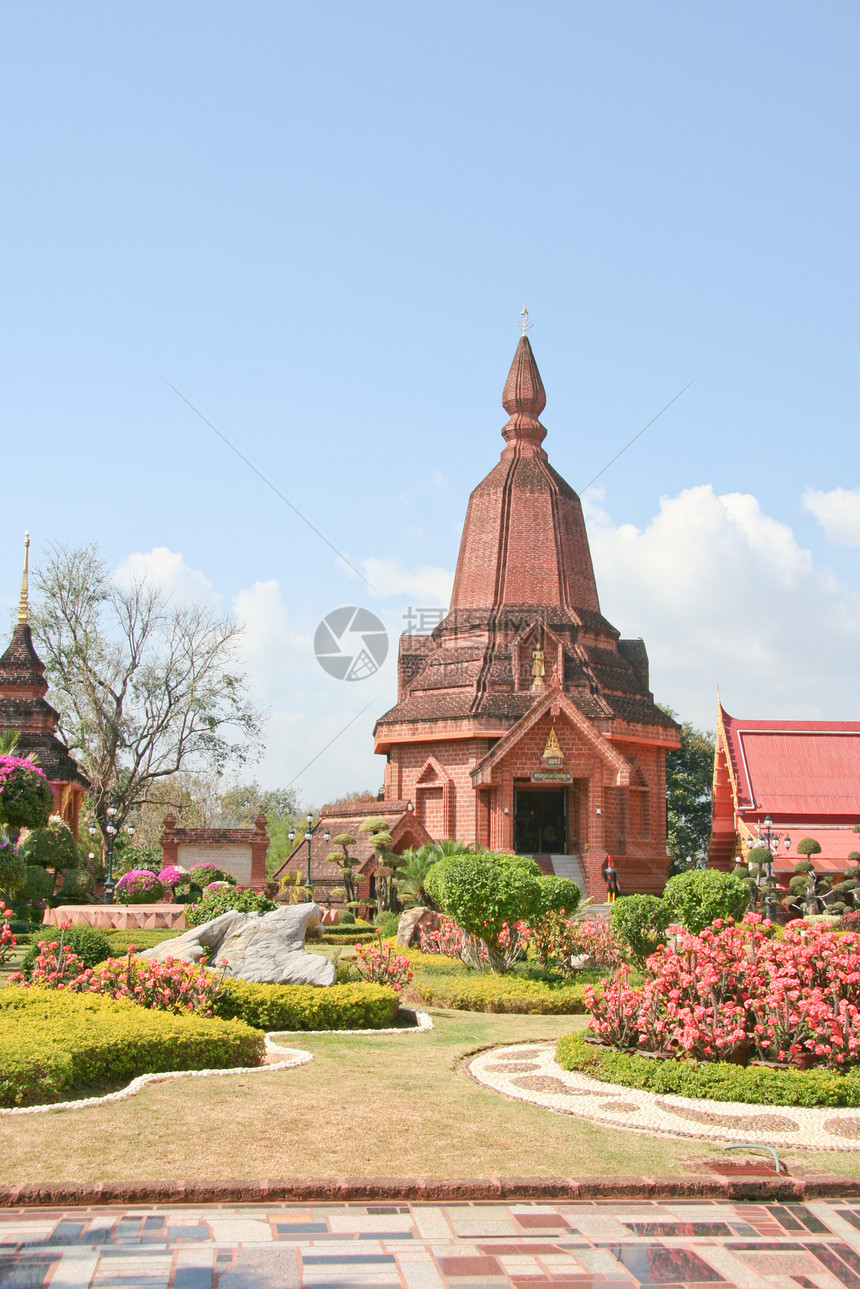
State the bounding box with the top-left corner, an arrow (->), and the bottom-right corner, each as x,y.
138,903 -> 336,986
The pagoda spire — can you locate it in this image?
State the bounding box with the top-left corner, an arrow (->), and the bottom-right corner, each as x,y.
501,334 -> 547,448
17,531 -> 30,625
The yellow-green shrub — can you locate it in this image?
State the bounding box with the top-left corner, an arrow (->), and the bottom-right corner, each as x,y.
213,979 -> 399,1030
412,970 -> 589,1014
0,988 -> 264,1107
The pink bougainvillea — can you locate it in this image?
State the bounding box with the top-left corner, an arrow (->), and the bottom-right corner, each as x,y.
528,911 -> 623,974
585,915 -> 860,1070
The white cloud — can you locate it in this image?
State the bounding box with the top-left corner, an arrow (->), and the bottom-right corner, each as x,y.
113,546 -> 217,604
802,486 -> 860,547
585,484 -> 860,728
359,555 -> 454,605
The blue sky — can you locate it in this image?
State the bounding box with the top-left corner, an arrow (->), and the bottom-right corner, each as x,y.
2,2 -> 859,806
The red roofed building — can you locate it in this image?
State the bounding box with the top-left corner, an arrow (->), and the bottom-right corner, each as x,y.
371,332 -> 680,900
709,702 -> 860,877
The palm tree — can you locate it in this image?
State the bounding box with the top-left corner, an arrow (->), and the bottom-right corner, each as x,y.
0,730 -> 21,755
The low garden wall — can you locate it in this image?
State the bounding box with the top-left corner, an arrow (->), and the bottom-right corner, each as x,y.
42,904 -> 187,931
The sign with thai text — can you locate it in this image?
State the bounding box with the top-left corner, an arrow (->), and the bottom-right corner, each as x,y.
531,770 -> 572,783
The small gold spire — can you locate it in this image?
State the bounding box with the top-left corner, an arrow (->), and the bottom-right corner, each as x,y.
17,531 -> 30,625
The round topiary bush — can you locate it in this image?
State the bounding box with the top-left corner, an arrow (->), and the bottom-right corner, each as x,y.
663,867 -> 749,933
610,893 -> 670,967
185,886 -> 277,927
186,864 -> 237,888
17,816 -> 81,871
0,758 -> 54,830
0,840 -> 26,895
114,869 -> 164,904
21,922 -> 112,976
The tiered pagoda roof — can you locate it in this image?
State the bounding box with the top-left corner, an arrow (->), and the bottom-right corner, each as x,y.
375,335 -> 676,746
0,536 -> 88,789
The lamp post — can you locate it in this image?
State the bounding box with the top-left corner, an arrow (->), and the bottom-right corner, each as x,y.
89,808 -> 135,904
287,817 -> 330,901
745,814 -> 791,921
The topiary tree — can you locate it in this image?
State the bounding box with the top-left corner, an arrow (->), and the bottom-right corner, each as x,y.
796,837 -> 822,859
432,851 -> 546,972
0,757 -> 54,835
663,868 -> 749,933
785,858 -> 839,918
326,833 -> 360,910
533,874 -> 582,920
610,894 -> 670,967
16,815 -> 82,902
742,846 -> 780,914
358,817 -> 406,915
0,838 -> 26,898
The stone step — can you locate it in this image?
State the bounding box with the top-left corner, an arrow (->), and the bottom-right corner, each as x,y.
547,853 -> 587,895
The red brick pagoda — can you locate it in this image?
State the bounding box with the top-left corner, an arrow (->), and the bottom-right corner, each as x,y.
0,535 -> 88,837
372,332 -> 680,898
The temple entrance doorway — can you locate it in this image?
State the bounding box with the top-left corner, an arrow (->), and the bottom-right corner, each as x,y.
514,786 -> 567,855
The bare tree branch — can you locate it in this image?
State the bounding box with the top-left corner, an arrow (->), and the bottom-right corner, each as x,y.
30,543 -> 264,828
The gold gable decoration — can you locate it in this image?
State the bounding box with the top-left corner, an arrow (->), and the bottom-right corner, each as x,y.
542,725 -> 563,768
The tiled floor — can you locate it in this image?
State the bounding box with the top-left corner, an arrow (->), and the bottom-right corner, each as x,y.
3,1200 -> 860,1288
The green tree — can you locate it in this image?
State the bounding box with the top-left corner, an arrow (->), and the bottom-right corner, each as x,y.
610,894 -> 671,967
432,851 -> 547,973
358,817 -> 405,915
29,543 -> 264,833
663,867 -> 749,933
660,707 -> 714,872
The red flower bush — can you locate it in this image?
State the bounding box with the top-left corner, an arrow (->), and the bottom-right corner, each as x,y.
584,915 -> 860,1070
529,911 -> 623,975
0,902 -> 15,968
9,932 -> 224,1014
417,913 -> 528,970
353,938 -> 413,993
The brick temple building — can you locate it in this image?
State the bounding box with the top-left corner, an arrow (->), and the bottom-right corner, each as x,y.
708,702 -> 860,885
293,334 -> 680,902
0,535 -> 88,837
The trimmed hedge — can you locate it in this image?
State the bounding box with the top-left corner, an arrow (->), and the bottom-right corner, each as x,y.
103,929 -> 183,953
556,1032 -> 860,1108
213,979 -> 399,1031
319,930 -> 377,945
412,969 -> 589,1014
0,988 -> 264,1108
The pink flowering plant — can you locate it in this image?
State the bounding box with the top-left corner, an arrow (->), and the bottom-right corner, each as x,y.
114,869 -> 164,904
9,928 -> 225,1014
0,755 -> 53,830
529,911 -> 623,975
0,902 -> 16,967
354,935 -> 414,993
157,865 -> 189,889
584,915 -> 860,1070
417,913 -> 530,970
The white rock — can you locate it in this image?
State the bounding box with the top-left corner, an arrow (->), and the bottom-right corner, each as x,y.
139,903 -> 336,986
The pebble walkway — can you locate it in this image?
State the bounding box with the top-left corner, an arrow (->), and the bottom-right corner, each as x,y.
4,1198 -> 860,1288
468,1045 -> 860,1151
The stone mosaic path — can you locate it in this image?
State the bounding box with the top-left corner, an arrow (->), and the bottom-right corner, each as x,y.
4,1199 -> 860,1287
468,1045 -> 860,1151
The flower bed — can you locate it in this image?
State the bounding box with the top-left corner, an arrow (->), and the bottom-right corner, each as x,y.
586,916 -> 860,1070
213,979 -> 400,1031
556,1032 -> 860,1108
0,989 -> 263,1107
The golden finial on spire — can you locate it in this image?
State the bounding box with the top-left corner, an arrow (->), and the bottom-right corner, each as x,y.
519,305 -> 533,336
17,531 -> 30,625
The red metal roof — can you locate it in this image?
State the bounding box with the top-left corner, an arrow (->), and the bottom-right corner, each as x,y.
721,708 -> 860,818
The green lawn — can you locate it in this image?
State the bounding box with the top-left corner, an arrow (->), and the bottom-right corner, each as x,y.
0,1007 -> 849,1186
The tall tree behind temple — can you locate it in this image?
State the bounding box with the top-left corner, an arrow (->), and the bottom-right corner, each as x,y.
660,707 -> 715,871
29,544 -> 264,830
